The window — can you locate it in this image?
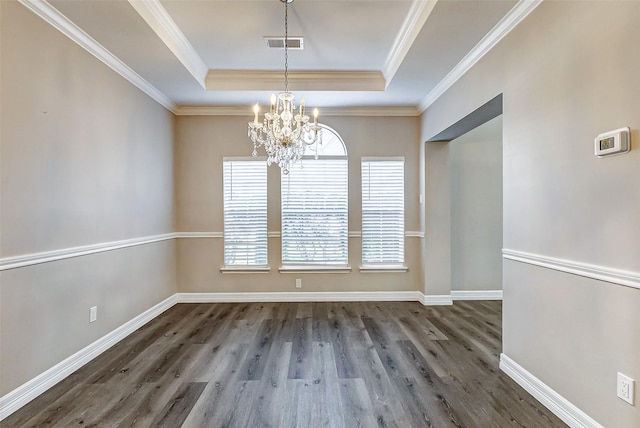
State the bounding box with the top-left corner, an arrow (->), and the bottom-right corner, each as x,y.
281,126 -> 348,266
361,158 -> 405,266
223,159 -> 268,267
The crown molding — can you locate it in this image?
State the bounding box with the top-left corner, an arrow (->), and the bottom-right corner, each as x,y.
383,0 -> 438,86
205,70 -> 386,92
20,0 -> 542,118
174,105 -> 420,117
127,0 -> 208,88
18,0 -> 176,113
320,106 -> 421,117
418,0 -> 543,113
173,106 -> 250,116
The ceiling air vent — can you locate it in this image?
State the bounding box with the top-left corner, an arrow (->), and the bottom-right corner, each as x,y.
264,36 -> 304,50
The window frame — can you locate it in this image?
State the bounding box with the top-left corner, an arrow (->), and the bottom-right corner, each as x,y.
220,157 -> 270,273
360,156 -> 408,273
279,125 -> 350,272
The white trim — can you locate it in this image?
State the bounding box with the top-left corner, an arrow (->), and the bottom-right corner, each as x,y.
18,0 -> 176,112
451,290 -> 503,301
167,106 -> 244,116
362,156 -> 405,162
0,233 -> 175,271
278,265 -> 353,274
500,354 -> 604,428
0,230 -> 425,271
222,156 -> 267,162
319,107 -> 421,117
176,291 -> 420,303
205,70 -> 385,92
178,292 -> 456,306
128,0 -> 208,88
174,232 -> 223,239
503,249 -> 640,290
419,294 -> 453,306
174,106 -> 420,117
0,295 -> 177,421
383,0 -> 438,85
220,266 -> 271,274
418,0 -> 543,112
175,231 -> 423,239
359,265 -> 409,273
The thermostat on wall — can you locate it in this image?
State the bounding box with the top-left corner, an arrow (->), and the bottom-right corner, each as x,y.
595,127 -> 631,157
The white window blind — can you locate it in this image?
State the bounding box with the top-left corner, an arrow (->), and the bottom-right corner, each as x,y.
223,159 -> 268,266
362,158 -> 405,265
281,159 -> 348,265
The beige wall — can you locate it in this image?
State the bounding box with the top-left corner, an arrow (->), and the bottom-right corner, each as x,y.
450,116 -> 502,292
0,1 -> 177,395
421,2 -> 639,426
175,115 -> 423,293
422,141 -> 451,296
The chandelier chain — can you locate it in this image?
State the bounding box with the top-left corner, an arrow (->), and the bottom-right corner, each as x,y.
284,0 -> 289,93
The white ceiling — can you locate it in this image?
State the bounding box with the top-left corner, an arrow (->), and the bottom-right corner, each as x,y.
38,0 -> 523,113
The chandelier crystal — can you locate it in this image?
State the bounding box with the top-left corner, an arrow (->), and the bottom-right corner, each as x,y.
248,0 -> 321,174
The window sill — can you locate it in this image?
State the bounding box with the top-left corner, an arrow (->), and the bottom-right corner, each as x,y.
359,265 -> 409,273
279,265 -> 352,274
220,266 -> 271,274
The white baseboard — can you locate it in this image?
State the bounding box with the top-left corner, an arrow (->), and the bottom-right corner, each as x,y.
419,293 -> 453,306
176,291 -> 422,303
451,290 -> 503,301
0,294 -> 177,421
499,353 -> 603,428
177,291 -> 455,306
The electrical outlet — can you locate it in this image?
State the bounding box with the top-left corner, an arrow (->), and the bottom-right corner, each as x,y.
617,372 -> 635,405
295,278 -> 302,288
90,306 -> 97,323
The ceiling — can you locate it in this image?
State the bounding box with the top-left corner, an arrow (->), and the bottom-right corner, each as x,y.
30,0 -> 524,114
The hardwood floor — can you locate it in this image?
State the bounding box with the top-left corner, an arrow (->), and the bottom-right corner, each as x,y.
4,301 -> 567,427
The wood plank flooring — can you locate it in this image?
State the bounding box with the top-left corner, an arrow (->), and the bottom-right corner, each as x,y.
4,301 -> 567,427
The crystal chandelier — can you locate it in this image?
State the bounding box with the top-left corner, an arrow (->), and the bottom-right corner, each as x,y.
248,0 -> 321,174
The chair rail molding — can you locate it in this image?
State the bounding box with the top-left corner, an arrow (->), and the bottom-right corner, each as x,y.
0,230 -> 426,271
503,249 -> 640,290
0,233 -> 176,271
